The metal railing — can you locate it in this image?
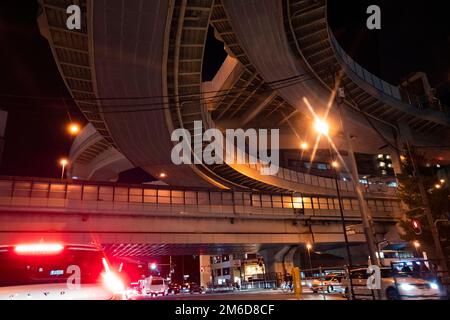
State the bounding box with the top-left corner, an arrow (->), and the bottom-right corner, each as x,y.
330,34 -> 402,101
0,176 -> 401,220
242,160 -> 398,197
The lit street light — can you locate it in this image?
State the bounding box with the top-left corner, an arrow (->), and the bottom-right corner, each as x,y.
314,119 -> 330,136
159,172 -> 167,178
59,158 -> 68,179
67,123 -> 81,136
306,243 -> 313,271
300,142 -> 308,151
311,116 -> 354,289
413,241 -> 421,257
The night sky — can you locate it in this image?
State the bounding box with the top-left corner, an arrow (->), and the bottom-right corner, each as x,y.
0,0 -> 448,178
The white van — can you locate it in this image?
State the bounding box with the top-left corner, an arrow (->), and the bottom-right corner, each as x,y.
0,243 -> 124,300
140,276 -> 168,297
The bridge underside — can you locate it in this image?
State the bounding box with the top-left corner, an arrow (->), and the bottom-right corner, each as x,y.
0,230 -> 366,258
0,209 -> 396,257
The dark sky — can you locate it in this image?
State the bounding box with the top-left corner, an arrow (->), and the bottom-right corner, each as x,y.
328,0 -> 450,102
0,0 -> 448,178
0,1 -> 84,178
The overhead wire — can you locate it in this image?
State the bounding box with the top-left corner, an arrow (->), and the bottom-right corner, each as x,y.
0,73 -> 313,115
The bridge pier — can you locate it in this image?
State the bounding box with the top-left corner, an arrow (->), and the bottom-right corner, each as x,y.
259,246 -> 299,278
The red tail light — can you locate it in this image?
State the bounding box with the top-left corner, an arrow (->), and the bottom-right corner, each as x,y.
14,243 -> 64,255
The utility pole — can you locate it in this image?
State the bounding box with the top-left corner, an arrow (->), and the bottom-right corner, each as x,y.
329,141 -> 354,297
336,90 -> 379,267
329,141 -> 354,267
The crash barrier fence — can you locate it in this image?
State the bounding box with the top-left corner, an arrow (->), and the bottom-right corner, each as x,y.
0,177 -> 401,220
240,280 -> 278,290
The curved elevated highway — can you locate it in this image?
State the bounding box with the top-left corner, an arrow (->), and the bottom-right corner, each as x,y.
37,0 -> 449,194
68,123 -> 134,181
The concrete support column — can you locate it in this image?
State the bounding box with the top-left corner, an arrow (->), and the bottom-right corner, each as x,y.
259,246 -> 298,277
199,255 -> 212,288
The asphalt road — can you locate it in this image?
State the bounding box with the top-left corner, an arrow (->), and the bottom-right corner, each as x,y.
133,289 -> 346,301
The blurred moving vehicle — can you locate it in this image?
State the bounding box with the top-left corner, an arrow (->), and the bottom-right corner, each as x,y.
181,282 -> 204,294
140,276 -> 169,296
309,274 -> 343,294
0,243 -> 124,300
168,282 -> 181,295
342,267 -> 444,300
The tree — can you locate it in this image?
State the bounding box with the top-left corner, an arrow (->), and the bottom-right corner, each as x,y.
396,156 -> 449,247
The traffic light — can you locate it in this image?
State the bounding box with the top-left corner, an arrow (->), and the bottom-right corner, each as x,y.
411,220 -> 422,235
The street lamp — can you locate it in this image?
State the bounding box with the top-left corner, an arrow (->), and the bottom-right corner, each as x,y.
67,123 -> 81,136
413,241 -> 421,257
306,243 -> 313,271
59,158 -> 68,179
311,118 -> 354,269
300,142 -> 308,151
314,119 -> 330,136
159,172 -> 167,178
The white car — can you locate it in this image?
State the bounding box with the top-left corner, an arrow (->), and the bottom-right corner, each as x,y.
0,243 -> 125,300
140,276 -> 169,297
309,275 -> 344,294
342,267 -> 443,300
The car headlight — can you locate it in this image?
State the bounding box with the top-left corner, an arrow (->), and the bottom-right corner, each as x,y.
430,283 -> 439,290
400,283 -> 415,291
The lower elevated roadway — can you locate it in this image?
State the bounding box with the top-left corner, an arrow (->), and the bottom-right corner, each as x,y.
0,177 -> 400,257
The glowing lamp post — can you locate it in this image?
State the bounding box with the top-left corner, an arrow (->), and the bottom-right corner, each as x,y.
59,158 -> 68,179
68,123 -> 81,136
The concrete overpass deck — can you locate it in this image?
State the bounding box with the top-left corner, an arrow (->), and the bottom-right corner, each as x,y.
0,177 -> 401,255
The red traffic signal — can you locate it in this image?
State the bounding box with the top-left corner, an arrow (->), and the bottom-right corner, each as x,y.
412,220 -> 422,235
